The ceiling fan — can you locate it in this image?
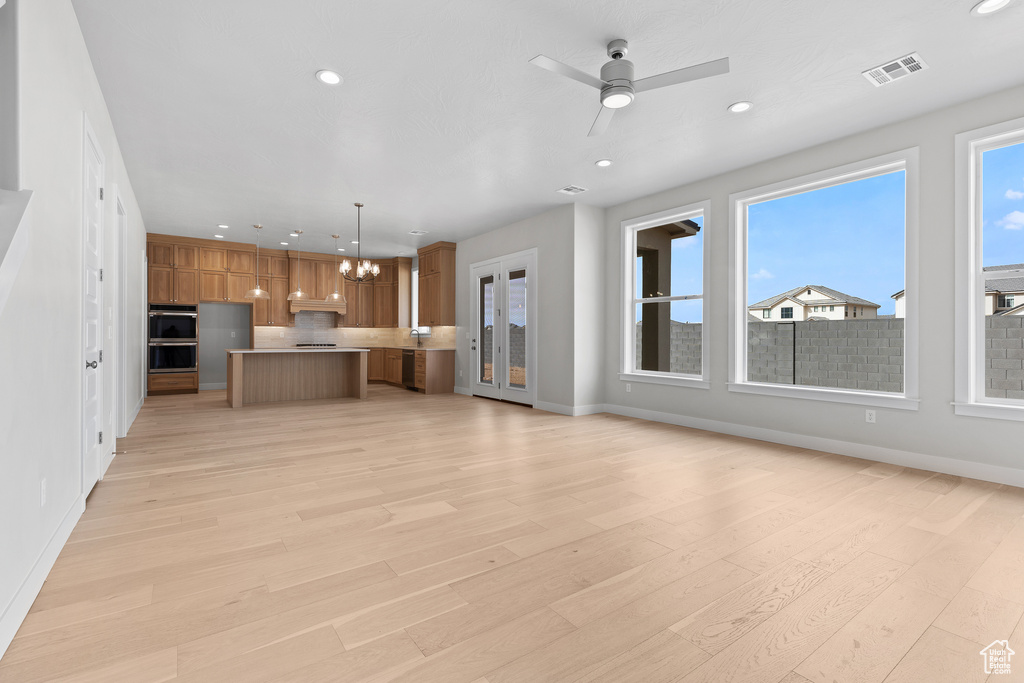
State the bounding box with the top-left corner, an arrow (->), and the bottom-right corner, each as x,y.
530,39 -> 730,137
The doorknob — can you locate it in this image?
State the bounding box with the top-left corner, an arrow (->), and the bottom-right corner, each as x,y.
85,360 -> 98,369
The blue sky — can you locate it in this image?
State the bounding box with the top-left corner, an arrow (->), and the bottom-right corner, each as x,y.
748,171 -> 906,316
983,141 -> 1024,267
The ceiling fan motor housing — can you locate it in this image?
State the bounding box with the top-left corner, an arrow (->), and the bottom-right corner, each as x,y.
600,58 -> 635,108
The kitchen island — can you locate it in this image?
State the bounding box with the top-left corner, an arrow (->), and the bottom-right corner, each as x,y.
225,348 -> 369,408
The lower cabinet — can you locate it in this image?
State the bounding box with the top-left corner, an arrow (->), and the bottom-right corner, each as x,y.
368,348 -> 385,381
148,372 -> 198,395
384,349 -> 403,385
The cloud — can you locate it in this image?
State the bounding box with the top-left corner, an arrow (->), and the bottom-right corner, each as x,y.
997,211 -> 1024,230
750,268 -> 774,280
1007,189 -> 1024,200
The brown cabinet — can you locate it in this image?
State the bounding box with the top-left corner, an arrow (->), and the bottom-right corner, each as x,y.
148,372 -> 198,395
374,283 -> 395,327
227,273 -> 253,301
258,255 -> 290,279
344,281 -> 375,327
149,241 -> 199,303
417,242 -> 456,326
227,250 -> 255,274
316,261 -> 338,300
289,258 -> 318,299
367,348 -> 385,381
415,349 -> 455,394
200,247 -> 228,272
384,349 -> 403,385
201,271 -> 254,302
253,276 -> 291,326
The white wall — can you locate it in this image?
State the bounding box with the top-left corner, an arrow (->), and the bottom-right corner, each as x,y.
602,83 -> 1024,482
573,204 -> 605,409
455,205 -> 577,409
0,0 -> 147,658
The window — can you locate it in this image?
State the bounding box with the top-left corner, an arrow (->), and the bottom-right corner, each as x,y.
781,307 -> 793,319
729,149 -> 918,410
830,305 -> 835,312
763,309 -> 770,318
622,201 -> 710,387
955,118 -> 1024,420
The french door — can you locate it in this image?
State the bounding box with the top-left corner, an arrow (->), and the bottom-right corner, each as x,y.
470,250 -> 537,406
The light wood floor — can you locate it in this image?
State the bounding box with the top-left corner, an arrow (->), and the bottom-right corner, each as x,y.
3,387 -> 1023,682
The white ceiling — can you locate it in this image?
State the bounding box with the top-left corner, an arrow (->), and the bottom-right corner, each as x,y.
71,0 -> 1024,257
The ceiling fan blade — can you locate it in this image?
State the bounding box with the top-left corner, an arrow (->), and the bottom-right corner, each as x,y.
632,57 -> 730,93
530,55 -> 607,90
588,106 -> 615,137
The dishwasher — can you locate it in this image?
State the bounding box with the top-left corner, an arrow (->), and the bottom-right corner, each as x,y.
402,349 -> 416,389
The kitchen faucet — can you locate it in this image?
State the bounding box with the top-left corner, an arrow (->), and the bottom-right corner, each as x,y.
410,329 -> 423,347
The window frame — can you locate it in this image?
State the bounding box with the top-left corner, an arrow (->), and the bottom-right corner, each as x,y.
728,148 -> 920,410
620,200 -> 711,389
954,116 -> 1024,421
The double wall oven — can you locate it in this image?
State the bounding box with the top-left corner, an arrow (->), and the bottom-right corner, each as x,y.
148,304 -> 198,373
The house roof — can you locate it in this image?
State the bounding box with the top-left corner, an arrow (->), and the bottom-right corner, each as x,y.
995,302 -> 1024,316
985,277 -> 1024,294
749,285 -> 880,310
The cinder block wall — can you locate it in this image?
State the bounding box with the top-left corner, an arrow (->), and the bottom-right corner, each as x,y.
986,316 -> 1024,398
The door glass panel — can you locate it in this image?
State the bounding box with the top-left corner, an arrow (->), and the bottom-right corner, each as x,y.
508,269 -> 527,389
480,275 -> 494,384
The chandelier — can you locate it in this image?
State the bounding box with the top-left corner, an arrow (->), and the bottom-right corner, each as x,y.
340,203 -> 380,282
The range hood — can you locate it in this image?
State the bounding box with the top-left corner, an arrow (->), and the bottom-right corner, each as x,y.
289,298 -> 347,315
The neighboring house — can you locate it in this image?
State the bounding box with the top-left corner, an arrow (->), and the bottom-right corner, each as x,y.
748,285 -> 880,322
892,264 -> 1024,317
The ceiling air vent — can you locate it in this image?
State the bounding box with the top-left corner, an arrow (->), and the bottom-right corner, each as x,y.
862,53 -> 928,87
408,230 -> 428,235
556,185 -> 588,195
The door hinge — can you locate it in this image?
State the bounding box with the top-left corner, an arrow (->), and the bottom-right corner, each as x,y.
99,268 -> 103,282
98,431 -> 103,445
99,350 -> 103,363
99,187 -> 104,200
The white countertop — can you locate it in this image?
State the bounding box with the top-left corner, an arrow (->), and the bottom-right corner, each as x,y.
226,347 -> 370,354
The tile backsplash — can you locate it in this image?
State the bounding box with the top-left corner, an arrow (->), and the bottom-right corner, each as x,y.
254,312 -> 456,348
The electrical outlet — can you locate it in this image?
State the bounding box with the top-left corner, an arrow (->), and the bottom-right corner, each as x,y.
459,370 -> 463,377
231,331 -> 236,338
40,478 -> 47,508
626,383 -> 631,393
279,331 -> 284,338
865,409 -> 876,424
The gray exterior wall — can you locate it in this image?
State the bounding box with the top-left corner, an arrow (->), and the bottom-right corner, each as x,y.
986,316 -> 1024,399
635,322 -> 703,376
748,319 -> 905,393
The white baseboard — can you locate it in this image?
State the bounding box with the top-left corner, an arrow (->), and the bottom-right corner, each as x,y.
130,395 -> 143,428
454,386 -> 472,396
535,401 -> 575,416
573,404 -> 605,416
600,402 -> 1024,489
0,494 -> 85,660
199,383 -> 227,391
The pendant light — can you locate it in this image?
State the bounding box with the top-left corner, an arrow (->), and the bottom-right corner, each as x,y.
325,234 -> 346,302
340,203 -> 380,282
244,225 -> 270,300
286,229 -> 308,300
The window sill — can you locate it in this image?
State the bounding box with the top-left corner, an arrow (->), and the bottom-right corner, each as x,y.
953,401 -> 1024,422
620,372 -> 710,390
727,382 -> 919,410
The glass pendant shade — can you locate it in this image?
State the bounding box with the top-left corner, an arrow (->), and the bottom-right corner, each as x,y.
287,229 -> 306,300
245,224 -> 271,300
325,234 -> 347,303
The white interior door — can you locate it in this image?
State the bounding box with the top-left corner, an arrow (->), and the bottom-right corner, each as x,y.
82,118 -> 105,497
470,250 -> 537,406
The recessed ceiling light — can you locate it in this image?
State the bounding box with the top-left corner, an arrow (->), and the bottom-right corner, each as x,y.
351,240 -> 359,245
595,159 -> 613,168
316,70 -> 342,85
214,234 -> 224,239
728,101 -> 753,113
217,224 -> 229,229
972,0 -> 1011,14
337,248 -> 346,252
280,242 -> 289,245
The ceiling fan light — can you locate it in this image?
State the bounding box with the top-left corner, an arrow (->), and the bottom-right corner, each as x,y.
601,86 -> 634,109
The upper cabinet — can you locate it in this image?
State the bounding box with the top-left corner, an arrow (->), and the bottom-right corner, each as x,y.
417,242 -> 456,326
148,241 -> 198,303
